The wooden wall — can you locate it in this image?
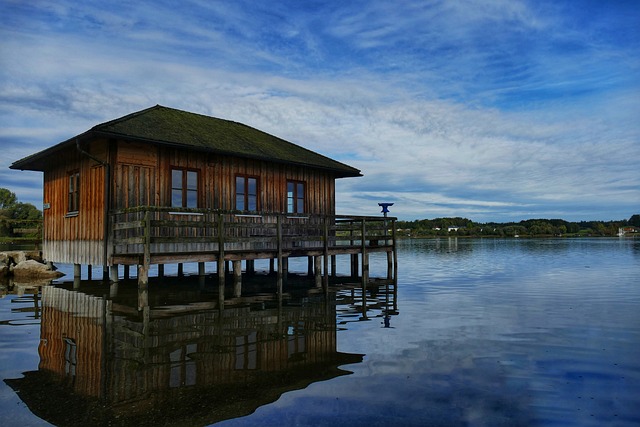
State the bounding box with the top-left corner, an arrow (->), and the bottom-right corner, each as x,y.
112,140 -> 337,215
41,137 -> 340,265
42,140 -> 108,265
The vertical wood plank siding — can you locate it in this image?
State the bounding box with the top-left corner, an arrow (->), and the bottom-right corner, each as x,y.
42,139 -> 340,265
42,142 -> 107,265
114,143 -> 335,215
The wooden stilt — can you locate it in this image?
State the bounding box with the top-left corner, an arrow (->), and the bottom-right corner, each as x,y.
158,264 -> 164,278
276,215 -> 283,296
87,265 -> 92,281
246,259 -> 255,275
217,213 -> 226,291
331,255 -> 337,277
138,264 -> 149,286
110,265 -> 119,283
177,263 -> 184,277
217,213 -> 226,309
73,264 -> 81,279
307,256 -> 314,276
110,282 -> 118,298
233,260 -> 242,298
361,218 -> 369,320
351,254 -> 359,278
139,210 -> 151,286
314,256 -> 322,288
323,218 -> 329,290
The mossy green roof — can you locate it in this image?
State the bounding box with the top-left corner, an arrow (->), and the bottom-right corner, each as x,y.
11,105 -> 361,177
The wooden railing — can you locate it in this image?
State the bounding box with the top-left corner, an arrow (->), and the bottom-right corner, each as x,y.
110,207 -> 396,259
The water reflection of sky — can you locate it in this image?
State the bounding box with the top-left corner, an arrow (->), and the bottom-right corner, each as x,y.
220,239 -> 639,426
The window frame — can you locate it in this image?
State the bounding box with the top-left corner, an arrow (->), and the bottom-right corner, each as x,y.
171,168 -> 199,208
286,180 -> 306,214
235,174 -> 259,212
67,170 -> 80,215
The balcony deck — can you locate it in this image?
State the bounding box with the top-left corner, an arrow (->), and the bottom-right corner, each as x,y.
109,207 -> 398,287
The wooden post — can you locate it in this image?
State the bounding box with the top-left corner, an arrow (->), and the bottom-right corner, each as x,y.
233,260 -> 242,298
392,218 -> 398,282
217,213 -> 226,287
110,265 -> 119,283
350,221 -> 357,277
331,255 -> 337,277
351,254 -> 359,278
177,263 -> 184,277
158,263 -> 164,278
276,214 -> 283,297
217,213 -> 225,309
73,264 -> 81,279
138,210 -> 150,287
123,264 -> 130,279
87,265 -> 92,281
361,218 -> 368,319
307,256 -> 313,276
323,216 -> 329,290
314,256 -> 322,288
199,262 -> 206,289
269,258 -> 275,275
246,259 -> 255,275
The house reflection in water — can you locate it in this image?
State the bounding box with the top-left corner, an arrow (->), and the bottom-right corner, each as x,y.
6,281 -> 395,426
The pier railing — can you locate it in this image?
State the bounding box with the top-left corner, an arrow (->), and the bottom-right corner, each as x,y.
110,207 -> 396,262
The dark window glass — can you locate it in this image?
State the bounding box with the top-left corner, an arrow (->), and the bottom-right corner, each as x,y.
68,172 -> 80,213
236,175 -> 259,211
286,180 -> 305,214
171,168 -> 198,208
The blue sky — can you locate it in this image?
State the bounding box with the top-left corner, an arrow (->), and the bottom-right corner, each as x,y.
1,0 -> 638,222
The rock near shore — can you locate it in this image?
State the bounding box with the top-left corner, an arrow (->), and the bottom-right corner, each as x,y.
0,251 -> 64,281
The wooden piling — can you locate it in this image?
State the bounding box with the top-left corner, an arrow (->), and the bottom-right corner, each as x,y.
233,260 -> 242,297
138,210 -> 151,287
314,256 -> 322,288
217,213 -> 226,289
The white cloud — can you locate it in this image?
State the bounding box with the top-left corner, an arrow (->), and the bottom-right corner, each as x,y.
1,0 -> 638,221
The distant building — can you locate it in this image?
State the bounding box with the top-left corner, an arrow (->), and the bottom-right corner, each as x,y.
618,226 -> 639,236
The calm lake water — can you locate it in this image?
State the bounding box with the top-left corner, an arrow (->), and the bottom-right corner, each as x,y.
1,238 -> 638,426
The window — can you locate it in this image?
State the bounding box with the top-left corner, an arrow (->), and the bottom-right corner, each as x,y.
235,175 -> 258,211
287,180 -> 305,214
63,337 -> 77,377
171,169 -> 198,208
68,171 -> 80,213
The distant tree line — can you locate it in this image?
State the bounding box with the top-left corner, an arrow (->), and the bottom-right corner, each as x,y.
0,188 -> 42,239
396,215 -> 640,238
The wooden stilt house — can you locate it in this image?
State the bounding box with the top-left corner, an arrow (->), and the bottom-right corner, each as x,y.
11,105 -> 396,286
